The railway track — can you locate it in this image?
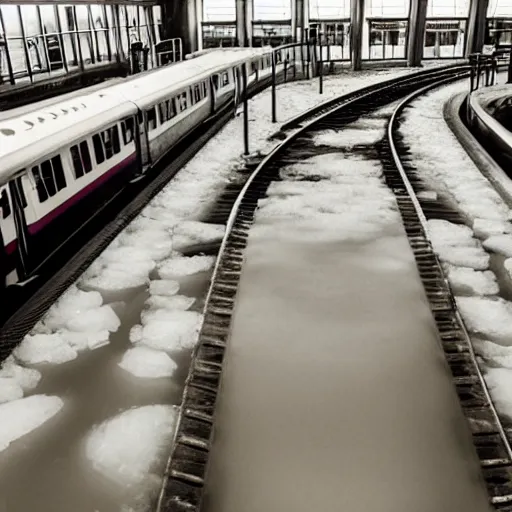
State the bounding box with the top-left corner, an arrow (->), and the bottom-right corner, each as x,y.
158,64 -> 512,511
0,70 -> 297,359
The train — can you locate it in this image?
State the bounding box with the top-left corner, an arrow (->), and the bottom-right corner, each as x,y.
0,47 -> 279,294
466,84 -> 512,172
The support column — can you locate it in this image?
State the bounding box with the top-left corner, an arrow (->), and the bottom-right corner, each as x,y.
466,0 -> 489,56
160,0 -> 201,56
292,0 -> 309,42
350,0 -> 364,71
236,0 -> 253,47
407,0 -> 428,67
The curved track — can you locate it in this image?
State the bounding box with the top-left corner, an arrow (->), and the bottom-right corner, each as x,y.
157,64 -> 512,511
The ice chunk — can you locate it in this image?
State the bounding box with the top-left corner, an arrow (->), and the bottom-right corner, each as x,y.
0,356 -> 41,391
41,287 -> 103,331
456,296 -> 512,341
118,347 -> 177,378
313,127 -> 384,147
483,235 -> 512,257
145,295 -> 196,312
158,255 -> 215,278
427,219 -> 475,247
63,330 -> 110,351
0,378 -> 23,403
14,334 -> 77,365
117,230 -> 173,261
434,246 -> 489,270
0,395 -> 63,451
65,305 -> 120,333
473,339 -> 512,368
485,368 -> 512,419
473,218 -> 512,238
149,280 -> 180,297
504,258 -> 512,281
443,265 -> 499,296
130,311 -> 203,352
172,221 -> 225,249
84,405 -> 177,488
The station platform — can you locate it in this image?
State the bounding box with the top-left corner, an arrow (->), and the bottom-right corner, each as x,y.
203,191 -> 492,511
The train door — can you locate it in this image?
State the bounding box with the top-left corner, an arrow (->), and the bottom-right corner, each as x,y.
136,110 -> 151,172
0,178 -> 30,289
9,177 -> 32,280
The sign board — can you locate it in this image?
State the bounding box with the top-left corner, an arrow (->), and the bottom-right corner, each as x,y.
482,44 -> 495,55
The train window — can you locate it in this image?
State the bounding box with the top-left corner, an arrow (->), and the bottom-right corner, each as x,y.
177,92 -> 187,113
0,189 -> 10,219
159,99 -> 176,123
147,107 -> 157,131
194,85 -> 201,103
122,118 -> 135,145
222,72 -> 229,87
203,81 -> 208,97
70,141 -> 92,179
93,134 -> 105,165
52,156 -> 66,192
212,75 -> 219,90
32,155 -> 67,203
102,126 -> 121,159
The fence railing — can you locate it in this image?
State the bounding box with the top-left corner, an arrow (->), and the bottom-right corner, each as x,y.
468,50 -> 510,91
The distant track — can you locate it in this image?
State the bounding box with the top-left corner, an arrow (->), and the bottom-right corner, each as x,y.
157,63 -> 512,512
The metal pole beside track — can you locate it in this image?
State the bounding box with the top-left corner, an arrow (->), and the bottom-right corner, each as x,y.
243,63 -> 249,155
271,50 -> 277,123
319,33 -> 323,95
508,45 -> 512,84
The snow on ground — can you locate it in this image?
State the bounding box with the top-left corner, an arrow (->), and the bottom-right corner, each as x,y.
254,111 -> 401,247
84,405 -> 177,509
400,77 -> 512,421
0,395 -> 63,451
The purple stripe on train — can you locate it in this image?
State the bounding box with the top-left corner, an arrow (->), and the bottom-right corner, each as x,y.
28,153 -> 137,235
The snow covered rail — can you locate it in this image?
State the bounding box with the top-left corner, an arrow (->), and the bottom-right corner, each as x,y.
155,64 -> 512,512
388,81 -> 512,508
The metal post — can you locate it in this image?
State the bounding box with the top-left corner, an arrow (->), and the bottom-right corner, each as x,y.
319,33 -> 323,94
271,50 -> 277,123
508,45 -> 512,83
242,63 -> 249,155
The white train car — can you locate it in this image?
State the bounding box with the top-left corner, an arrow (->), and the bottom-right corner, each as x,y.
0,47 -> 279,293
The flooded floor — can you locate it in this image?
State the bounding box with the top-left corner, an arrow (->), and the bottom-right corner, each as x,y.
203,225 -> 492,511
0,269 -> 212,512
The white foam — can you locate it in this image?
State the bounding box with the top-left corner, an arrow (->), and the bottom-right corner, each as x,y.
158,255 -> 215,279
0,395 -> 64,451
483,235 -> 512,257
149,280 -> 180,297
0,356 -> 41,391
443,265 -> 499,296
84,405 -> 177,489
118,347 -> 177,379
130,310 -> 203,352
14,334 -> 78,365
456,296 -> 512,341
